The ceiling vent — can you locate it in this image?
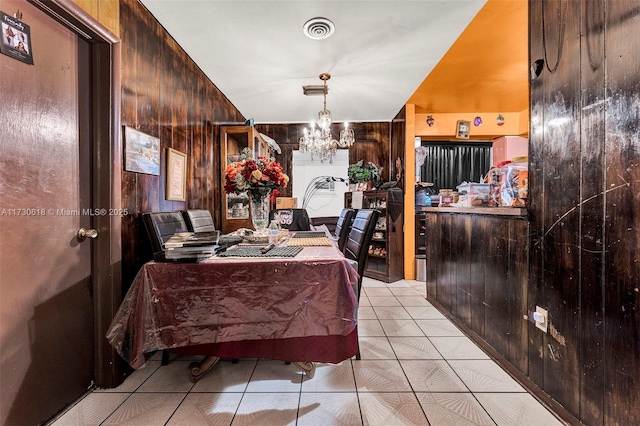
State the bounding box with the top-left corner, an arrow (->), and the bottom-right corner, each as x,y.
302,85 -> 328,96
303,17 -> 335,40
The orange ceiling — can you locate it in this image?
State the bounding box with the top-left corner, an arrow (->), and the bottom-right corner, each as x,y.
407,0 -> 529,114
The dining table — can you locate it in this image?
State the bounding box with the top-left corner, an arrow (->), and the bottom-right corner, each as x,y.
106,234 -> 360,381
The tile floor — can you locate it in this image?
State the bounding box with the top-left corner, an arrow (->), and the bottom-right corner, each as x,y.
49,278 -> 566,426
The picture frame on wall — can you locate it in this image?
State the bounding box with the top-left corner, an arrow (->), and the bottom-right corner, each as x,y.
166,148 -> 187,201
123,126 -> 160,175
456,120 -> 471,139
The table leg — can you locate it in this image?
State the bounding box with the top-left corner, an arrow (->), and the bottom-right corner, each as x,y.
294,361 -> 317,379
188,356 -> 220,383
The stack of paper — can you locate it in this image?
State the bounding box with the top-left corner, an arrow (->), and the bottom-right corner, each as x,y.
163,232 -> 219,260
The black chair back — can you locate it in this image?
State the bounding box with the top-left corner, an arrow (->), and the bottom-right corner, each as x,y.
343,209 -> 381,279
269,208 -> 311,231
182,209 -> 215,233
335,208 -> 356,252
142,212 -> 189,259
343,208 -> 380,360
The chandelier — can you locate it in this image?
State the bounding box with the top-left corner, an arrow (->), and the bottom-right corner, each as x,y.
299,73 -> 355,163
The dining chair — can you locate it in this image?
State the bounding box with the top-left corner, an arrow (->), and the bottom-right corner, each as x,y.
182,209 -> 215,232
268,208 -> 311,231
343,208 -> 381,360
142,212 -> 189,261
142,211 -> 192,365
309,216 -> 339,235
334,208 -> 356,252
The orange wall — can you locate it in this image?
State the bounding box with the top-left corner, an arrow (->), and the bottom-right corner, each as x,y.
415,111 -> 527,139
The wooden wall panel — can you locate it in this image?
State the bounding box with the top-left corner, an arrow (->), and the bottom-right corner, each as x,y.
454,216 -> 472,327
538,0 -> 582,414
602,2 -> 640,424
484,218 -> 510,357
423,212 -> 529,376
527,0 -> 545,390
425,213 -> 439,299
509,219 -> 529,374
578,1 -> 606,424
469,216 -> 487,338
528,0 -> 640,423
119,0 -> 245,289
436,215 -> 453,311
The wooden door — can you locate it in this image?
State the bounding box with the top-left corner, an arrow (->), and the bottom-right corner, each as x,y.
0,1 -> 95,424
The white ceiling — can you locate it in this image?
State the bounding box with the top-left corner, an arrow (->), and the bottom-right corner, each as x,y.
139,0 -> 487,124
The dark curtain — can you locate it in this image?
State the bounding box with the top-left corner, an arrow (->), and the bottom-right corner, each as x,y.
420,142 -> 492,192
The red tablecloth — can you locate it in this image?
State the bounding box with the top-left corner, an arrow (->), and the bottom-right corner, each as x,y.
106,245 -> 359,368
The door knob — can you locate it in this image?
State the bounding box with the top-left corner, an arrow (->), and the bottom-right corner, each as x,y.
77,228 -> 98,241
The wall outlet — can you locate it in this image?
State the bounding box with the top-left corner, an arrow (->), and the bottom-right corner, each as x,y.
534,306 -> 548,333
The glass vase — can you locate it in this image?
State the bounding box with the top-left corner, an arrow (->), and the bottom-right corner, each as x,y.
249,193 -> 270,232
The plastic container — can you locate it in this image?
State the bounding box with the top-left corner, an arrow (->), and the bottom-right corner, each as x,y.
457,183 -> 491,207
499,160 -> 528,207
268,220 -> 279,245
415,185 -> 435,211
439,189 -> 454,207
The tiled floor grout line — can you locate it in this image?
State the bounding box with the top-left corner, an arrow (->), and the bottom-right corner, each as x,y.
163,393 -> 189,426
367,283 -> 501,425
349,358 -> 365,426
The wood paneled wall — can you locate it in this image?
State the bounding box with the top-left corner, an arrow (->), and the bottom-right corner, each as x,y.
119,0 -> 245,287
255,122 -> 391,197
529,1 -> 640,424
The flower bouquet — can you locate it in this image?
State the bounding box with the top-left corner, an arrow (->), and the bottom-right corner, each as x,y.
224,148 -> 289,230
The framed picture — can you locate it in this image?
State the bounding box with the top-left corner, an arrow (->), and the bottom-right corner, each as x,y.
0,11 -> 34,65
123,126 -> 160,175
456,120 -> 471,139
166,148 -> 187,201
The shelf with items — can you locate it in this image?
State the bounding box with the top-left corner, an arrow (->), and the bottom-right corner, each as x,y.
415,213 -> 427,256
344,190 -> 404,283
220,125 -> 273,233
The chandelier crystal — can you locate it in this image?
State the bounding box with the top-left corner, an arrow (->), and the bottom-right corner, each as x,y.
299,73 -> 355,163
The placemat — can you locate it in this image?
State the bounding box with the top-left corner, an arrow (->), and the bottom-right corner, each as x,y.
218,246 -> 303,258
287,236 -> 332,246
292,231 -> 327,239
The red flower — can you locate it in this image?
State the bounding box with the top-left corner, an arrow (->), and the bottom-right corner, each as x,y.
223,148 -> 289,201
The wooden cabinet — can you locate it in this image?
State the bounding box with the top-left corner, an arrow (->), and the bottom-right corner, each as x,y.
344,190 -> 404,283
220,126 -> 271,233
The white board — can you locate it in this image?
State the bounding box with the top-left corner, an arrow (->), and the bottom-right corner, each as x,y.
292,150 -> 349,218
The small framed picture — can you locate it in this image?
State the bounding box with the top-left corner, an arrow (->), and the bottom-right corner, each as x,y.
123,126 -> 160,175
166,148 -> 187,201
456,120 -> 470,139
